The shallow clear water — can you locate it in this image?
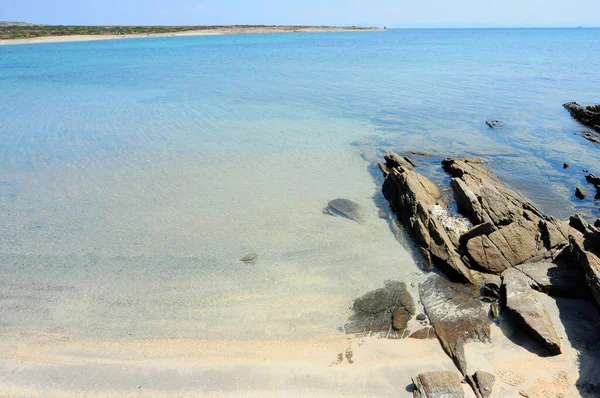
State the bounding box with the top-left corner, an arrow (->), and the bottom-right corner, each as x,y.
0,29 -> 599,344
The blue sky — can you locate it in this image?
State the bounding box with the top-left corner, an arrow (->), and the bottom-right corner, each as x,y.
1,0 -> 599,27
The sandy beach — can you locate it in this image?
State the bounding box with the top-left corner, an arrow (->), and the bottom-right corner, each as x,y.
0,26 -> 381,46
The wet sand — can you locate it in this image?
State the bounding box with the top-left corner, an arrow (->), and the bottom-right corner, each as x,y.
0,26 -> 381,46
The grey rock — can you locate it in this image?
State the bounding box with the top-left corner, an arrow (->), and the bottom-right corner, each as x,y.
485,120 -> 501,129
576,186 -> 587,200
323,198 -> 365,223
240,252 -> 258,262
416,313 -> 427,321
502,268 -> 561,355
420,276 -> 491,375
473,371 -> 495,398
515,261 -> 589,299
412,371 -> 465,398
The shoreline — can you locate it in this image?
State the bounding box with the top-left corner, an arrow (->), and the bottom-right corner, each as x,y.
0,26 -> 381,46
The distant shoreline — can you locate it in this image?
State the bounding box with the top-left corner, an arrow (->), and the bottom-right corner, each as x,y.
0,25 -> 381,46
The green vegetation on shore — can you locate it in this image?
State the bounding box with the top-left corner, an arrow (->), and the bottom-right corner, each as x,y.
0,25 -> 372,40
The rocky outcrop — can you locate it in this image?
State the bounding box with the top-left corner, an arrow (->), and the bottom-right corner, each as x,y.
344,281 -> 415,337
419,276 -> 491,375
380,152 -> 570,284
412,371 -> 465,398
380,152 -> 474,284
502,268 -> 562,354
564,102 -> 600,133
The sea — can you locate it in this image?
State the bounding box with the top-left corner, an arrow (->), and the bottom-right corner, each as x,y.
0,28 -> 599,395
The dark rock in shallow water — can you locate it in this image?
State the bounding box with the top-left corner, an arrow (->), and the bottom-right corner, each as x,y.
564,102 -> 600,133
564,162 -> 570,169
576,186 -> 587,200
323,198 -> 365,223
502,268 -> 561,355
344,280 -> 415,337
419,276 -> 491,375
485,120 -> 501,129
412,371 -> 465,398
472,371 -> 495,398
240,252 -> 258,262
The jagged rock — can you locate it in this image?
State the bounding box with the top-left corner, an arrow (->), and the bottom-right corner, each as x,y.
563,163 -> 569,169
473,371 -> 495,398
323,198 -> 365,223
410,326 -> 436,340
459,222 -> 495,247
564,102 -> 600,133
586,173 -> 600,198
419,276 -> 491,375
569,231 -> 600,308
381,152 -> 474,283
344,281 -> 415,337
502,268 -> 561,355
515,261 -> 589,299
466,234 -> 511,274
576,186 -> 587,200
412,371 -> 465,398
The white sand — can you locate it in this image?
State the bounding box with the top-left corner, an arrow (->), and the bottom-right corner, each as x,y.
0,26 -> 381,46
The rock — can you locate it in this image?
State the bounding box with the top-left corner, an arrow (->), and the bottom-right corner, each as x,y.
569,232 -> 600,308
381,153 -> 474,283
472,371 -> 495,398
345,281 -> 415,337
576,186 -> 587,200
419,276 -> 491,375
586,173 -> 600,198
458,222 -> 495,247
323,198 -> 365,223
578,130 -> 600,144
410,326 -> 436,340
240,252 -> 258,262
416,313 -> 427,321
514,261 -> 589,299
466,234 -> 511,274
502,268 -> 561,355
485,120 -> 501,129
412,371 -> 465,398
487,219 -> 541,266
563,163 -> 569,169
490,301 -> 500,320
564,102 -> 600,133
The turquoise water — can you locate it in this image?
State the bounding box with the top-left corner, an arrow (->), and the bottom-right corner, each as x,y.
0,29 -> 599,343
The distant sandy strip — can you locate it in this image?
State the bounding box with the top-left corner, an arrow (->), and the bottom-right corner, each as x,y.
0,26 -> 381,46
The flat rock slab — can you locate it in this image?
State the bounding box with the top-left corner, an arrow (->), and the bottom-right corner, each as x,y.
412,371 -> 465,398
502,268 -> 561,355
419,276 -> 491,375
515,261 -> 589,299
344,280 -> 415,337
323,198 -> 365,223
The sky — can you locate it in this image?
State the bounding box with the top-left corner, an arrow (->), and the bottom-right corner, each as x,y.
1,0 -> 599,28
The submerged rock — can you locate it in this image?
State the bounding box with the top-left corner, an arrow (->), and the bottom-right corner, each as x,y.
576,186 -> 587,200
485,120 -> 501,129
344,281 -> 415,337
419,276 -> 491,375
502,268 -> 561,355
412,371 -> 465,398
323,198 -> 365,224
564,102 -> 600,133
240,252 -> 258,262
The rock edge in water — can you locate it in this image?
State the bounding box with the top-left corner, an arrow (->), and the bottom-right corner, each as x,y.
564,102 -> 600,133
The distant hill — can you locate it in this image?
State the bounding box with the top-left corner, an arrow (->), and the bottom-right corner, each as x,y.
0,21 -> 38,27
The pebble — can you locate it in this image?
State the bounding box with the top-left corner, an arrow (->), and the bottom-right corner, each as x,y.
240,252 -> 258,262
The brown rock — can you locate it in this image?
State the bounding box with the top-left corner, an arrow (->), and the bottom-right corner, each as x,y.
409,327 -> 436,340
466,234 -> 511,274
420,276 -> 491,375
563,102 -> 600,133
575,186 -> 586,200
502,268 -> 561,355
488,219 -> 541,266
473,371 -> 495,398
515,261 -> 589,299
412,371 -> 465,398
569,232 -> 600,308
